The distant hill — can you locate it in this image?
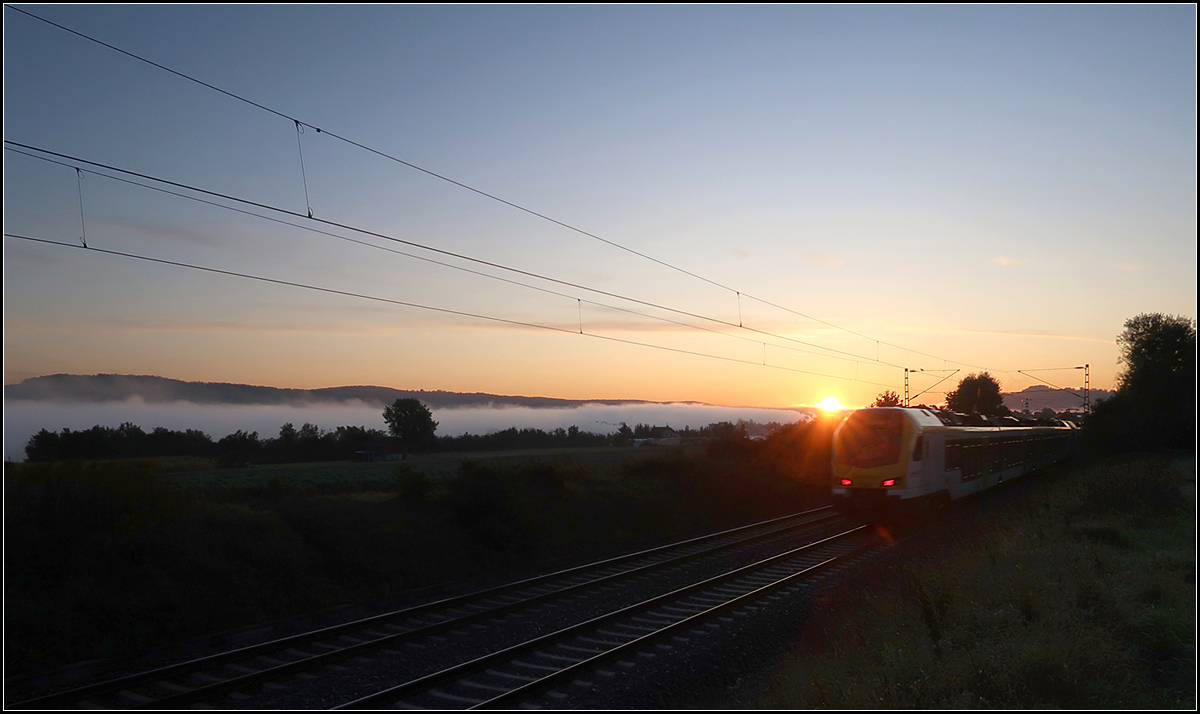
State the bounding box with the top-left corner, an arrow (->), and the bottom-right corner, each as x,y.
5,373 -> 1111,415
1001,384 -> 1113,413
2,373 -> 718,411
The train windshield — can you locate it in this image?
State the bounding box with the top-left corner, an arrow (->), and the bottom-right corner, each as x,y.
837,410 -> 905,468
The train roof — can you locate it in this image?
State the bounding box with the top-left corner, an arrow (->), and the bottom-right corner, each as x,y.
843,407 -> 1077,431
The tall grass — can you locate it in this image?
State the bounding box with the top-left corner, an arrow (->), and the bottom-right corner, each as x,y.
5,437 -> 821,679
748,455 -> 1194,709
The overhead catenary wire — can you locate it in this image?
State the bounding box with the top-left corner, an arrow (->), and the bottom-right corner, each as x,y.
6,4 -> 998,376
6,146 -> 898,370
5,141 -> 911,373
907,369 -> 960,403
5,232 -> 898,389
74,167 -> 87,247
294,121 -> 314,219
6,146 -> 898,379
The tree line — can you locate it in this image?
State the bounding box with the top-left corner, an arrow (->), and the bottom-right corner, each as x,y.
21,422 -> 389,465
21,405 -> 788,464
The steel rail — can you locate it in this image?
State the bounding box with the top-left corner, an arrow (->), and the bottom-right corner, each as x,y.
336,524 -> 871,709
473,530 -> 879,709
131,508 -> 845,708
8,507 -> 833,709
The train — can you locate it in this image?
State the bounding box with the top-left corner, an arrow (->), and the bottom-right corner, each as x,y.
830,407 -> 1079,519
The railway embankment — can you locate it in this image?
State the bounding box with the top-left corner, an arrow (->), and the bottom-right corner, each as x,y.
3,435 -> 827,690
710,453 -> 1194,709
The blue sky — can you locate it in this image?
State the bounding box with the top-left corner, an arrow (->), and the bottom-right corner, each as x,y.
4,5 -> 1195,409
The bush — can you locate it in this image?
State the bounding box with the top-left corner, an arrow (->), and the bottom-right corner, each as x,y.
446,460 -> 536,556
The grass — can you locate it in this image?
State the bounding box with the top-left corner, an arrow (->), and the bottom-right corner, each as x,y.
160,446 -> 651,494
4,440 -> 822,681
743,453 -> 1195,709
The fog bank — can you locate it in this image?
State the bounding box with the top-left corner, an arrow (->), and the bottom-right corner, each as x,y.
4,398 -> 814,462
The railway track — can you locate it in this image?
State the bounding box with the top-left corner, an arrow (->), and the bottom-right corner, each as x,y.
9,506 -> 880,709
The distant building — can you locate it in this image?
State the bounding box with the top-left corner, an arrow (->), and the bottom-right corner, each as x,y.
633,426 -> 681,447
353,438 -> 407,462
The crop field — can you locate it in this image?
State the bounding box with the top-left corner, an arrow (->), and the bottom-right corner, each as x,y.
158,446 -> 658,492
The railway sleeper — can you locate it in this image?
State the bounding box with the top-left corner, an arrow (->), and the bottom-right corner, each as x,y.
117,689 -> 156,705
187,672 -> 226,685
427,688 -> 486,705
629,614 -> 675,626
577,635 -> 626,647
533,649 -> 586,664
511,659 -> 561,672
709,585 -> 748,596
613,621 -> 663,632
684,595 -> 728,606
659,603 -> 705,615
486,668 -> 539,681
557,643 -> 608,655
595,627 -> 642,639
456,678 -> 510,693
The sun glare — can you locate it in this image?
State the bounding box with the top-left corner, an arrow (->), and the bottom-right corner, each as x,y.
819,396 -> 845,411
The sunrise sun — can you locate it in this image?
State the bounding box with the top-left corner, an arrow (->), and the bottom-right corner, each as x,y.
818,396 -> 846,411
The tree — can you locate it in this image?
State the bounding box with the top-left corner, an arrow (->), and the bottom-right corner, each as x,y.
945,372 -> 1009,416
24,428 -> 60,462
1088,313 -> 1196,451
1116,313 -> 1196,392
871,390 -> 902,407
383,399 -> 439,454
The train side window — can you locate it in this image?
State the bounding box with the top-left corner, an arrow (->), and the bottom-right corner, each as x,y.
912,436 -> 924,461
960,439 -> 984,480
945,441 -> 961,471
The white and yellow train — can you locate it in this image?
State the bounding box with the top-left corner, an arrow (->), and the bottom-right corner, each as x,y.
831,407 -> 1078,518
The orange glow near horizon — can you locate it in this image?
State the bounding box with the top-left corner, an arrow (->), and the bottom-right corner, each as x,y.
819,396 -> 846,412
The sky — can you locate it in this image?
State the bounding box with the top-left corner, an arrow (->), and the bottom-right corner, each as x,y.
3,5 -> 1196,413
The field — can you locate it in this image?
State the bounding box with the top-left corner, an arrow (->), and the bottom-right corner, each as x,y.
718,453 -> 1195,709
4,440 -> 824,680
159,446 -> 653,493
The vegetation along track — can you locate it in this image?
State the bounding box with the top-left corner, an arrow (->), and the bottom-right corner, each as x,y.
10,506 -> 874,709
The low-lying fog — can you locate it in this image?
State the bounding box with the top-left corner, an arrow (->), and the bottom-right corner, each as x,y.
4,399 -> 815,462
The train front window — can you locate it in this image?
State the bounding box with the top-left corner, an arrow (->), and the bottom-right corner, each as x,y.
838,410 -> 904,468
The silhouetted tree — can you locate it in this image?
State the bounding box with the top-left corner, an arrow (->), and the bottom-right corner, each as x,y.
278,422 -> 297,446
1116,313 -> 1196,393
114,422 -> 146,458
1087,313 -> 1196,451
945,372 -> 1008,415
871,390 -> 902,407
217,429 -> 261,456
333,425 -> 386,458
215,429 -> 260,467
24,428 -> 60,462
383,399 -> 439,454
298,422 -> 322,442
